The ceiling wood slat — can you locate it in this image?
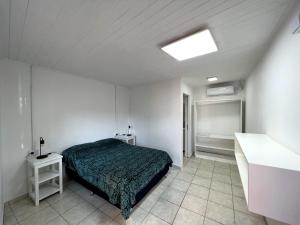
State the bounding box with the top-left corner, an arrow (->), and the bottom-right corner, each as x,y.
4,0 -> 295,86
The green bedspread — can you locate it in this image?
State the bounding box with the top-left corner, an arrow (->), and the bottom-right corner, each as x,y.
62,138 -> 172,219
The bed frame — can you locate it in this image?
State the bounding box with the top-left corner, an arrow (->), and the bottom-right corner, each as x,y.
66,163 -> 171,224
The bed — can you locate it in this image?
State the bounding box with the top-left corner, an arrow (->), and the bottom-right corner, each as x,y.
62,138 -> 173,220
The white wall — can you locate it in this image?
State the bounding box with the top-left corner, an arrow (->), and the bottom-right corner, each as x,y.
245,1 -> 300,156
116,86 -> 130,134
0,90 -> 3,225
130,79 -> 182,167
0,59 -> 32,202
195,101 -> 241,136
32,66 -> 129,153
0,0 -> 9,59
181,82 -> 193,157
0,59 -> 130,202
245,3 -> 299,225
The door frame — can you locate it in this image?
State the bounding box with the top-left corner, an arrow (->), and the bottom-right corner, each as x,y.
183,93 -> 190,158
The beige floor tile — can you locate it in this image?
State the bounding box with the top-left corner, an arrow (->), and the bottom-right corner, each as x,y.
10,198 -> 31,210
182,166 -> 197,175
230,170 -> 240,178
99,202 -> 121,219
4,204 -> 13,216
79,210 -> 112,225
231,174 -> 242,187
233,197 -> 269,220
85,194 -> 108,208
195,170 -> 213,179
51,194 -> 82,214
214,162 -> 230,170
74,186 -> 108,208
161,188 -> 185,206
232,185 -> 244,198
181,194 -> 207,216
62,201 -> 96,225
114,208 -> 148,225
212,174 -> 231,184
200,159 -> 215,166
230,164 -> 238,171
46,189 -> 74,205
8,196 -> 30,206
170,179 -> 190,192
19,207 -> 58,225
150,199 -> 179,224
189,158 -> 202,164
206,202 -> 234,225
192,176 -> 211,188
139,195 -> 159,212
208,190 -> 233,208
185,161 -> 199,169
198,165 -> 214,173
141,214 -> 170,225
4,214 -> 18,225
213,166 -> 230,176
46,216 -> 69,225
66,181 -> 85,192
173,207 -> 204,225
131,208 -> 149,225
109,221 -> 121,225
230,165 -> 239,174
75,187 -> 93,199
203,218 -> 223,225
160,176 -> 174,187
151,184 -> 167,197
176,172 -> 194,183
235,211 -> 266,225
168,169 -> 179,179
210,181 -> 232,195
187,184 -> 209,200
183,157 -> 189,165
233,196 -> 252,215
12,199 -> 49,222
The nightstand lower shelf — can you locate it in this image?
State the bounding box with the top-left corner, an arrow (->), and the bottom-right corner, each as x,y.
29,183 -> 60,201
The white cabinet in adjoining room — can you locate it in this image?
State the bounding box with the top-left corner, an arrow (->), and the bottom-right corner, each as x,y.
194,99 -> 244,164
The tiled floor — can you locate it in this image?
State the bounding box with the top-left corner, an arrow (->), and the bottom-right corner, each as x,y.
3,157 -> 267,225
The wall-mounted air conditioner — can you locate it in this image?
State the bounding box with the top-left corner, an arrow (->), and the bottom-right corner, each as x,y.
206,86 -> 234,96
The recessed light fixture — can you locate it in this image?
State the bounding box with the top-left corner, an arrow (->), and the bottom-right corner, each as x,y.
161,29 -> 218,61
207,77 -> 218,82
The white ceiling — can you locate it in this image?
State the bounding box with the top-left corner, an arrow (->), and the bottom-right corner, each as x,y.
0,0 -> 295,86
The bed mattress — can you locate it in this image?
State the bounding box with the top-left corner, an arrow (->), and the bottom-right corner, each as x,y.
62,138 -> 172,218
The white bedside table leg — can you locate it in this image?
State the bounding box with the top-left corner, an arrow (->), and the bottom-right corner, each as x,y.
34,167 -> 39,206
27,164 -> 32,197
59,161 -> 63,194
50,164 -> 55,185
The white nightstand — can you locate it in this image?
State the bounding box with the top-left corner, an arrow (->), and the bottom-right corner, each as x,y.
27,153 -> 63,206
115,135 -> 136,145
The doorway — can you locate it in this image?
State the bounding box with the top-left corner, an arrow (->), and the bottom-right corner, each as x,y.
183,94 -> 189,158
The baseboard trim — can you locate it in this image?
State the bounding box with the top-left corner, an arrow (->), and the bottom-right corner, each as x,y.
6,193 -> 28,205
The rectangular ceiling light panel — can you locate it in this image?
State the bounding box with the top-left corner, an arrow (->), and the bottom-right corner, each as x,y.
161,29 -> 218,61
